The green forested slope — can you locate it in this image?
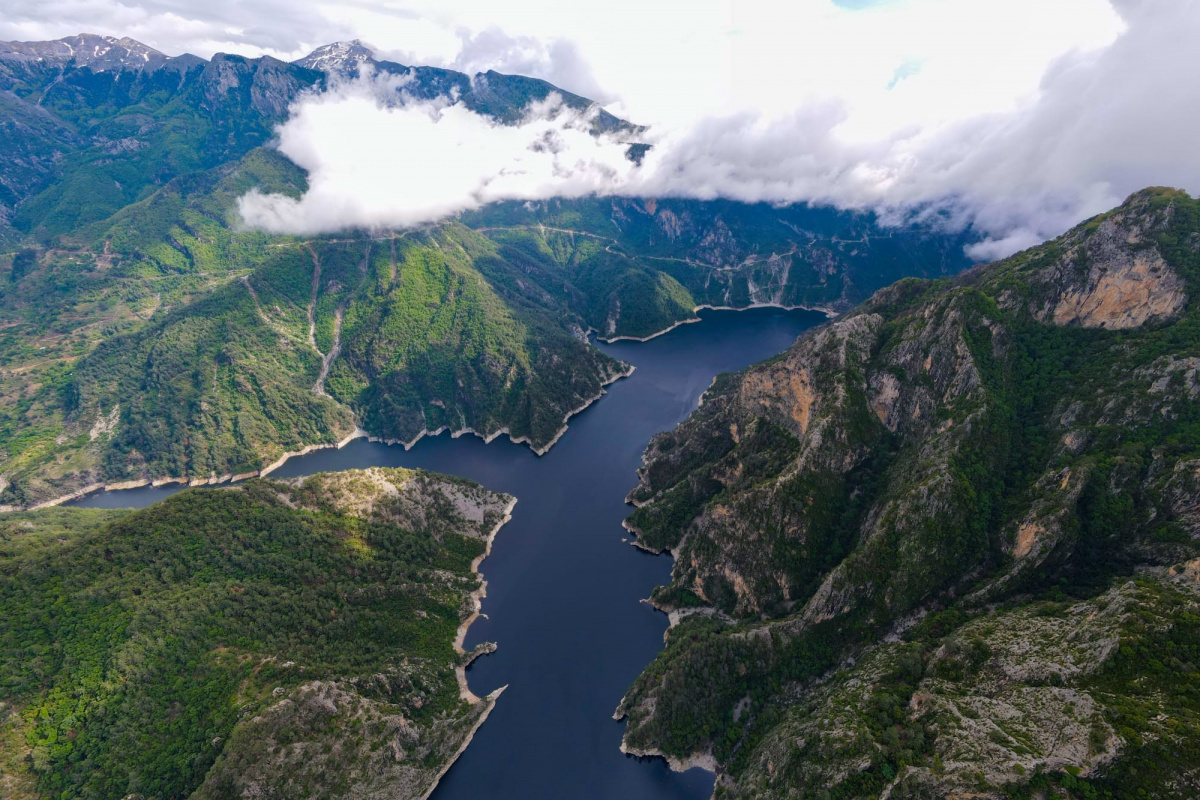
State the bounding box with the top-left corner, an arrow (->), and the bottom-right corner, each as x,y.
0,468 -> 511,800
0,197 -> 634,505
618,188 -> 1200,799
328,225 -> 630,446
0,34 -> 975,509
465,196 -> 975,320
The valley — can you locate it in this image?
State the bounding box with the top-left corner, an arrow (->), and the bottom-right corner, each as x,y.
65,306 -> 825,800
1,28 -> 1198,800
0,34 -> 973,510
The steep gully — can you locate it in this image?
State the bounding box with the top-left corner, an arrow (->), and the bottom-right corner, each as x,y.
71,307 -> 826,800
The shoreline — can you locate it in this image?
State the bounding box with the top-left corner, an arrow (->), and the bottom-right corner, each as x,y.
617,740 -> 718,775
454,496 -> 518,704
321,362 -> 636,458
614,680 -> 718,777
615,420 -> 733,788
2,301 -> 815,792
593,300 -> 839,345
12,363 -> 636,513
413,496 -> 519,800
595,316 -> 702,344
694,301 -> 839,318
418,685 -> 507,800
13,426 -> 371,513
10,302 -> 824,512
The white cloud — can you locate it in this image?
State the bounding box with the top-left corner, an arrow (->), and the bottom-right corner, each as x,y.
6,0 -> 1200,257
237,73 -> 637,233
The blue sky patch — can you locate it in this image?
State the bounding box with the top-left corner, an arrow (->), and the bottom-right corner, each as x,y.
887,59 -> 923,89
832,0 -> 903,10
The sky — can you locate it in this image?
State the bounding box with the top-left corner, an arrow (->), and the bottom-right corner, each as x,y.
4,0 -> 1200,257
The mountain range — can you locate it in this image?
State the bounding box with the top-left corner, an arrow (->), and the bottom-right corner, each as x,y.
0,34 -> 974,509
6,29 -> 1197,800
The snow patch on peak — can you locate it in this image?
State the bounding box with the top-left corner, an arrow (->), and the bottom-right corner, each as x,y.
0,33 -> 169,72
294,40 -> 377,74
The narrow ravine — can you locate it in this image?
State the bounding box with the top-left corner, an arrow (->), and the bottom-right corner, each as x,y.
313,306 -> 343,396
305,243 -> 322,352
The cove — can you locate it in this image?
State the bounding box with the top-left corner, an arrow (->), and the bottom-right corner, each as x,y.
71,307 -> 825,800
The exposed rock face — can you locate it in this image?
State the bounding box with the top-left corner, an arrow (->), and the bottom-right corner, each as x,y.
278,467 -> 513,539
1165,459 -> 1200,538
1050,247 -> 1184,329
192,677 -> 499,800
619,188 -> 1200,799
718,580 -> 1146,800
626,285 -> 994,621
198,53 -> 316,118
1032,196 -> 1187,329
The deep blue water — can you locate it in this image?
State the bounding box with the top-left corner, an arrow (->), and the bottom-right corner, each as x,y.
71,307 -> 825,800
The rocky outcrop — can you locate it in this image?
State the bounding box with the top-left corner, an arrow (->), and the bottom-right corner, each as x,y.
277,467 -> 513,540
1030,193 -> 1187,329
618,188 -> 1200,799
723,580 -> 1151,800
193,677 -> 503,800
196,52 -> 318,118
626,285 -> 996,621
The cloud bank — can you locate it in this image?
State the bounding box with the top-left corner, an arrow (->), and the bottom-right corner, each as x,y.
8,0 -> 1200,256
237,73 -> 638,233
241,0 -> 1200,257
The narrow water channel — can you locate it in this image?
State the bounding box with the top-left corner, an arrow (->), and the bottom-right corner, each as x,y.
71,307 -> 825,800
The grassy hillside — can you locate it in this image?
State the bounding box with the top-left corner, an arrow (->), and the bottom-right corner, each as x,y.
617,188 -> 1200,798
0,468 -> 511,800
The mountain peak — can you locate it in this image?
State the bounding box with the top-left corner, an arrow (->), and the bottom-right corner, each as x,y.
293,40 -> 377,73
0,33 -> 173,72
1018,185 -> 1189,330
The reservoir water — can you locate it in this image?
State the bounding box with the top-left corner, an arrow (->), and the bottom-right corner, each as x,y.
72,307 -> 825,800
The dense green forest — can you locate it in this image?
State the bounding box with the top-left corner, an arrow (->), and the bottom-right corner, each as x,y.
0,468 -> 511,800
618,188 -> 1200,798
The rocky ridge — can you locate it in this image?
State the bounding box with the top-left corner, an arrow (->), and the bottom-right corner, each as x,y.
617,188 -> 1200,799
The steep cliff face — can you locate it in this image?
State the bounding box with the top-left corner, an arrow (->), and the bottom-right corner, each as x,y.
626,282 -> 998,623
619,188 -> 1200,799
1026,197 -> 1187,329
